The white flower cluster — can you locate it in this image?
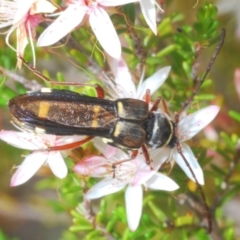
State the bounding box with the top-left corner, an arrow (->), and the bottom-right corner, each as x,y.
0,0 -> 160,68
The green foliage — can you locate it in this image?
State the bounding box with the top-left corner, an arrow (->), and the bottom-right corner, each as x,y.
0,230 -> 18,240
229,110 -> 240,122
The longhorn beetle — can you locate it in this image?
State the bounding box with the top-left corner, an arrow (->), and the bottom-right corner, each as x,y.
8,29 -> 226,233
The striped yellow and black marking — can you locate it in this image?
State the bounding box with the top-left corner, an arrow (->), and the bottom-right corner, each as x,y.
8,88 -> 176,150
9,89 -> 117,137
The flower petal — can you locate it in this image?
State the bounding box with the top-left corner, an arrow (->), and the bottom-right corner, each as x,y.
13,0 -> 33,24
16,25 -> 29,68
139,0 -> 157,34
129,152 -> 161,186
55,135 -> 86,145
73,155 -> 110,177
125,185 -> 143,231
93,137 -> 128,160
30,0 -> 57,14
234,68 -> 240,99
146,173 -> 179,191
89,7 -> 121,58
203,125 -> 218,141
0,130 -> 45,150
47,151 -> 67,178
100,0 -> 138,6
0,22 -> 14,28
179,105 -> 220,141
37,4 -> 86,47
107,57 -> 136,98
92,137 -> 118,159
131,162 -> 155,186
149,147 -> 171,169
11,151 -> 48,186
137,66 -> 171,99
86,177 -> 126,199
173,143 -> 204,184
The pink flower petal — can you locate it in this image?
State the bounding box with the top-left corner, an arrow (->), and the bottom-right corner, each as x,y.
0,130 -> 45,150
11,151 -> 48,186
73,155 -> 109,176
47,151 -> 67,179
146,173 -> 179,190
203,125 -> 218,141
137,66 -> 171,99
139,0 -> 157,34
86,177 -> 126,199
179,105 -> 220,141
89,7 -> 121,59
131,159 -> 155,186
173,143 -> 204,185
37,4 -> 86,47
125,185 -> 143,231
13,0 -> 33,24
107,57 -> 136,98
234,68 -> 240,99
92,138 -> 125,159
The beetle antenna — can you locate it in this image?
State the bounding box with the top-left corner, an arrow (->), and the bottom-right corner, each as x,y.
177,143 -> 212,233
177,29 -> 226,116
174,29 -> 226,233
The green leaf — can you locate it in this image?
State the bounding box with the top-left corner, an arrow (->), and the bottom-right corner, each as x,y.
210,163 -> 226,176
174,214 -> 194,227
147,200 -> 166,221
156,44 -> 178,58
229,110 -> 240,122
69,224 -> 93,232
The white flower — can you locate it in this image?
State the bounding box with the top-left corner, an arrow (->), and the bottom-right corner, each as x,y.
139,0 -> 157,34
0,0 -> 57,68
37,0 -> 161,58
0,130 -> 85,186
37,0 -> 138,59
156,105 -> 220,184
100,57 -> 220,184
106,56 -> 171,99
73,138 -> 179,231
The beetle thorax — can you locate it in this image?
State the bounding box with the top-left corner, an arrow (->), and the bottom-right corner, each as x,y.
145,112 -> 176,149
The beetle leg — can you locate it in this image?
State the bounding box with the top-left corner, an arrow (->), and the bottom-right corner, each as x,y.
144,89 -> 170,116
150,96 -> 171,117
144,89 -> 151,104
131,150 -> 138,159
150,97 -> 162,111
46,136 -> 94,151
143,88 -> 170,116
131,145 -> 153,167
18,56 -> 105,98
142,144 -> 152,166
160,98 -> 171,116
